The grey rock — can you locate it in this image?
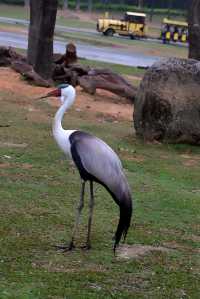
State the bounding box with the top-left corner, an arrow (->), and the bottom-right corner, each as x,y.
134,57 -> 200,145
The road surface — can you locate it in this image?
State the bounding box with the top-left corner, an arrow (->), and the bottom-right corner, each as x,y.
0,31 -> 160,67
0,16 -> 162,67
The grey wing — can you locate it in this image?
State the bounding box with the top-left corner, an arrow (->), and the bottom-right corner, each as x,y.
75,134 -> 130,198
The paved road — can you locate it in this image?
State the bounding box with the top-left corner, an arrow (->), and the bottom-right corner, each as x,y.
0,16 -> 188,46
0,31 -> 160,67
0,16 -> 161,67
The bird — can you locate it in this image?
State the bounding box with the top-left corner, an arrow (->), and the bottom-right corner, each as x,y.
38,84 -> 133,253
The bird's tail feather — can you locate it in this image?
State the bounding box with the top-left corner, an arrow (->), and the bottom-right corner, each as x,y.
113,194 -> 132,254
97,179 -> 132,253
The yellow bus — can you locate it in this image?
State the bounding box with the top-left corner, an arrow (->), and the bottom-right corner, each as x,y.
97,12 -> 147,39
161,18 -> 188,44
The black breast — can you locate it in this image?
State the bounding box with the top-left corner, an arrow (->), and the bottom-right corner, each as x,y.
69,131 -> 96,181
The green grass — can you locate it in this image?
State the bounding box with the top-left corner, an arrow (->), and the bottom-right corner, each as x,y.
0,83 -> 200,299
57,14 -> 96,30
78,57 -> 145,77
0,4 -> 29,19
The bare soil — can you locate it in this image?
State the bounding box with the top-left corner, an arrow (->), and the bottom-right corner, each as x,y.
117,244 -> 172,260
0,68 -> 133,121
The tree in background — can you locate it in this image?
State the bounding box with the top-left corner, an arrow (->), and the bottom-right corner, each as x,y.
188,0 -> 200,60
119,0 -> 125,5
88,0 -> 92,12
63,0 -> 68,10
27,0 -> 58,79
149,0 -> 155,22
24,0 -> 29,7
167,0 -> 173,18
138,0 -> 143,8
76,0 -> 80,10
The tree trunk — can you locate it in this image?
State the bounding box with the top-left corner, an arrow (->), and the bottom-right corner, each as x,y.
149,0 -> 155,22
76,0 -> 80,10
63,0 -> 68,10
167,0 -> 173,18
188,0 -> 200,60
24,0 -> 29,7
138,0 -> 143,8
88,0 -> 92,12
27,0 -> 58,79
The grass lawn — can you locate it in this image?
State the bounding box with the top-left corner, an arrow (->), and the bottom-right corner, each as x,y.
79,57 -> 145,77
0,75 -> 200,298
0,4 -> 29,20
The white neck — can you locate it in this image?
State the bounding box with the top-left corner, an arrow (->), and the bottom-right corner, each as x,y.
52,86 -> 76,158
53,87 -> 75,134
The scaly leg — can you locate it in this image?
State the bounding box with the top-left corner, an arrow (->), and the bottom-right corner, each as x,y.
56,180 -> 85,251
85,181 -> 95,249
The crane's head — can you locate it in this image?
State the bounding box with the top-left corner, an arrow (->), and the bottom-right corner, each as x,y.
36,84 -> 76,105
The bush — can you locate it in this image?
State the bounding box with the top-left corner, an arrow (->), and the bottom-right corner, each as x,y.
0,0 -> 186,17
0,0 -> 24,4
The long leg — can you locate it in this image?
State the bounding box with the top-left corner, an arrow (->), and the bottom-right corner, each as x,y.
85,181 -> 95,249
56,180 -> 85,251
69,180 -> 85,249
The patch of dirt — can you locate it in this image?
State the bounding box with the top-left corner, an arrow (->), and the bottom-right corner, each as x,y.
185,234 -> 200,243
0,67 -> 46,99
0,141 -> 28,148
119,151 -> 145,162
183,160 -> 199,167
48,88 -> 133,121
21,163 -> 33,169
0,68 -> 133,121
180,154 -> 200,167
117,244 -> 171,260
25,106 -> 51,123
0,161 -> 32,170
0,162 -> 10,168
37,260 -> 106,273
77,88 -> 133,121
162,241 -> 199,253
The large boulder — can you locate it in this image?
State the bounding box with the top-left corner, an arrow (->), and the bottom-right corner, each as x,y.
134,58 -> 200,145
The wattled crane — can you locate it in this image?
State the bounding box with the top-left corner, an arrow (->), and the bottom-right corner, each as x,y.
38,84 -> 132,252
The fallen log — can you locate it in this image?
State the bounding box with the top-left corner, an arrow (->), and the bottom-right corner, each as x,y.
79,72 -> 136,101
0,46 -> 26,66
11,61 -> 52,87
0,44 -> 137,100
53,64 -> 137,101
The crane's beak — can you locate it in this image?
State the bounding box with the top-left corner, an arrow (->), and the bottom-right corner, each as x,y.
35,88 -> 61,100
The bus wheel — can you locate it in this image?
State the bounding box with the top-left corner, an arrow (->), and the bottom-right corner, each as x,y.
105,28 -> 114,36
130,34 -> 135,40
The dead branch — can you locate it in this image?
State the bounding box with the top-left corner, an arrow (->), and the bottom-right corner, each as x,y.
11,61 -> 52,87
0,44 -> 138,100
78,72 -> 137,101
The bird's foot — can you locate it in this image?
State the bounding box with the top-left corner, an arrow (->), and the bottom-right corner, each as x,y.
81,243 -> 91,250
113,241 -> 118,256
54,241 -> 75,252
112,234 -> 116,241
